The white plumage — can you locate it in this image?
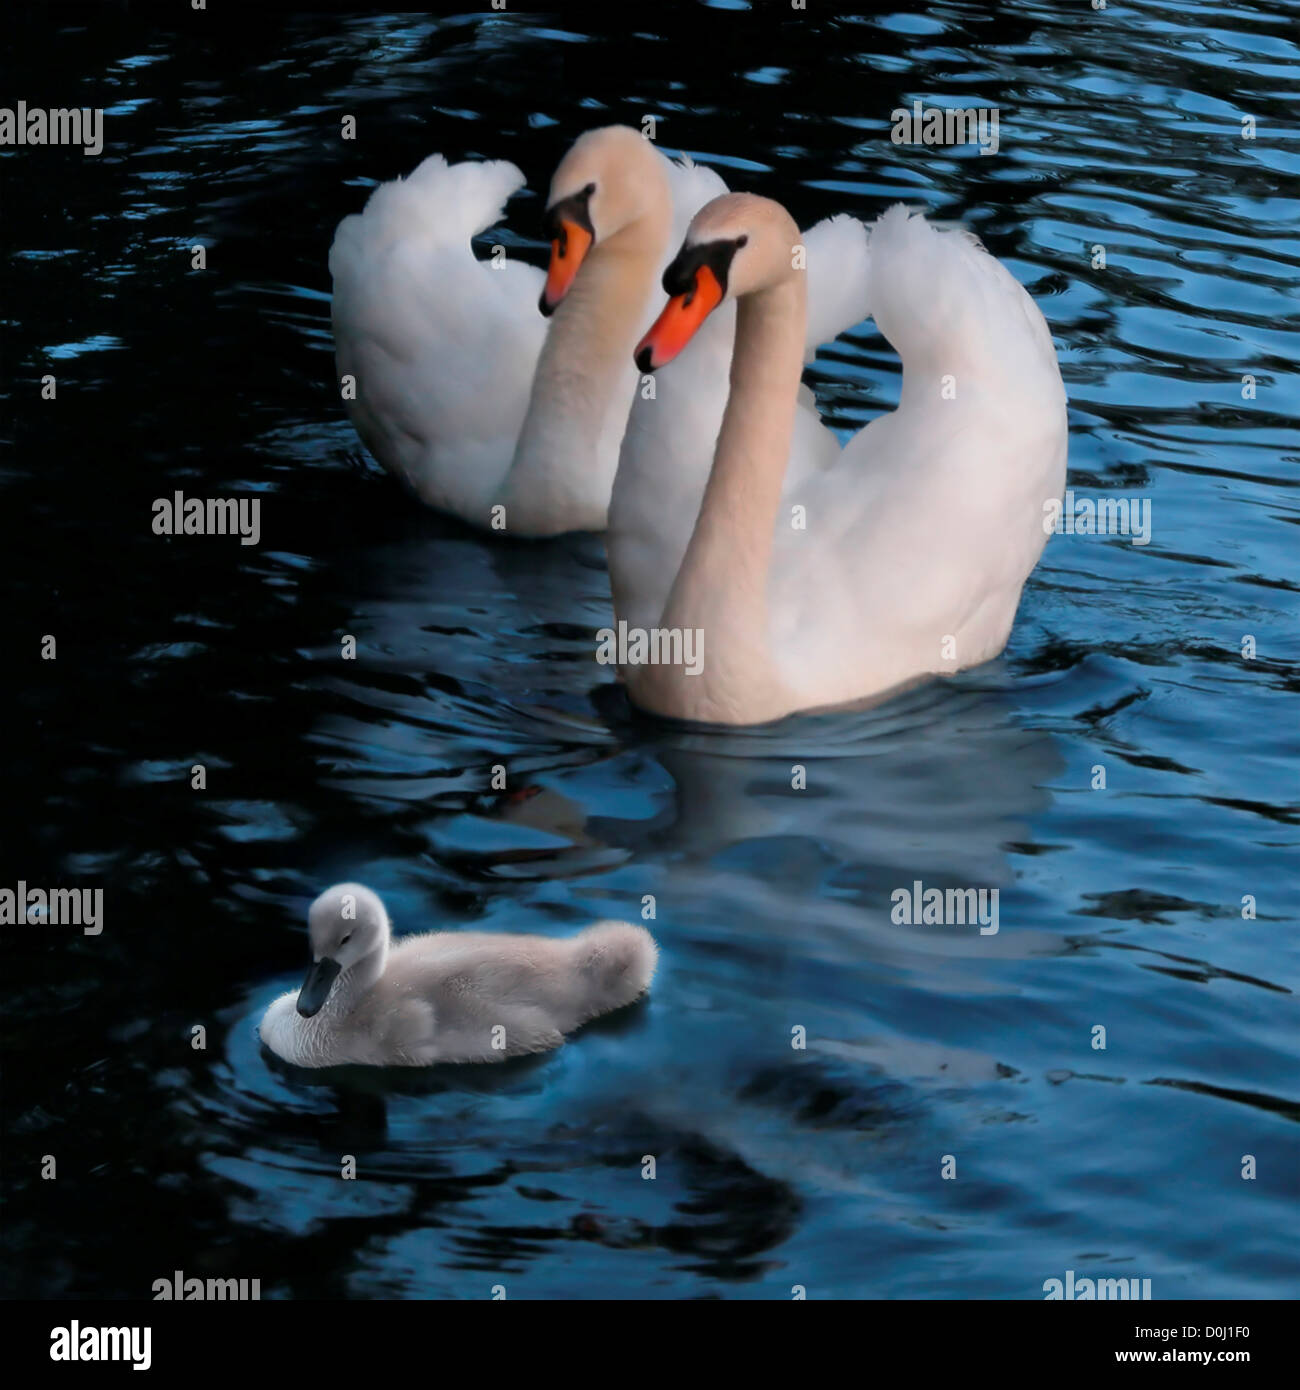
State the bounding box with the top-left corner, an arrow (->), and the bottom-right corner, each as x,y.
330,156 -> 546,523
624,197 -> 1068,725
329,130 -> 879,540
609,210 -> 873,637
772,206 -> 1068,711
330,130 -> 718,534
260,884 -> 657,1067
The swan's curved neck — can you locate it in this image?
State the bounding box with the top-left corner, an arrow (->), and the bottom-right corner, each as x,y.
647,276 -> 807,719
500,214 -> 669,533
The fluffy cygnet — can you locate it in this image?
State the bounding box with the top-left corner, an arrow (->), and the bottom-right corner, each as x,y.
259,883 -> 657,1067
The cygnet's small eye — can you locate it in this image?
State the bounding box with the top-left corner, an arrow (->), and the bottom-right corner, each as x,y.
340,932 -> 352,946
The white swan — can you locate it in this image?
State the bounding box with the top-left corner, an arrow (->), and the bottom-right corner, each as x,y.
259,884 -> 657,1067
609,213 -> 872,638
329,126 -> 724,535
626,195 -> 1068,725
329,129 -> 869,539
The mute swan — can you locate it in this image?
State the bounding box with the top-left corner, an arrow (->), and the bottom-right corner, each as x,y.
627,195 -> 1068,725
329,129 -> 869,539
609,213 -> 872,638
329,126 -> 720,535
259,884 -> 657,1067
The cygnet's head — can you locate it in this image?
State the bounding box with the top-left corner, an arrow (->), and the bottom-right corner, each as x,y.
634,192 -> 802,372
296,882 -> 390,1018
539,124 -> 671,315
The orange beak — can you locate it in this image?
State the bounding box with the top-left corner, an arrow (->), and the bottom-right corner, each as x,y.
540,219 -> 593,315
634,265 -> 724,373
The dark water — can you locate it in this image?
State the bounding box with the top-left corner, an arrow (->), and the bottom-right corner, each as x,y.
3,2 -> 1298,1300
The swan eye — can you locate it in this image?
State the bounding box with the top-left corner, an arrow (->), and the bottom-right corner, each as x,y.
340,932 -> 352,946
583,182 -> 596,197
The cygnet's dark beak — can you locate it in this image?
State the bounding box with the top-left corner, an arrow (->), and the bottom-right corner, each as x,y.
296,956 -> 342,1017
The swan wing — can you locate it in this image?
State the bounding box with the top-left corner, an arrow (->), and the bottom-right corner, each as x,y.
778,215 -> 872,494
329,155 -> 547,524
774,207 -> 1068,703
802,213 -> 872,358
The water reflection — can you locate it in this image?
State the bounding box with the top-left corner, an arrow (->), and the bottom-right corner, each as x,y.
4,1 -> 1298,1300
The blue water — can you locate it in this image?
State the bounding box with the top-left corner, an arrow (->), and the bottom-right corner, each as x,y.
3,2 -> 1297,1299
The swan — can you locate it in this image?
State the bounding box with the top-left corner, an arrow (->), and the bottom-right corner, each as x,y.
609,212 -> 872,639
329,128 -> 869,539
626,195 -> 1068,725
329,126 -> 723,535
259,884 -> 657,1067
